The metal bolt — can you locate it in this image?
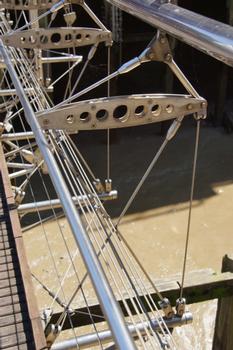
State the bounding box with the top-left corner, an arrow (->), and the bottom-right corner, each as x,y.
201,102 -> 207,109
43,119 -> 49,126
187,103 -> 193,111
148,52 -> 154,60
165,53 -> 172,62
160,36 -> 166,44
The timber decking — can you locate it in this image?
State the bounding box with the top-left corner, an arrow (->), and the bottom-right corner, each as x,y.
0,145 -> 47,350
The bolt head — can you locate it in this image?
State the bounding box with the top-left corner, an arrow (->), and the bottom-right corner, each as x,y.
160,37 -> 166,44
43,119 -> 49,126
165,53 -> 172,62
187,103 -> 193,110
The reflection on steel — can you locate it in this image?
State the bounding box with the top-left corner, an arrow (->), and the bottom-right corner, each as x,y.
17,190 -> 118,214
52,312 -> 193,350
107,0 -> 233,66
1,132 -> 35,141
9,168 -> 35,179
0,0 -> 58,10
0,40 -> 136,350
37,94 -> 206,132
41,55 -> 83,64
2,27 -> 112,49
0,88 -> 36,96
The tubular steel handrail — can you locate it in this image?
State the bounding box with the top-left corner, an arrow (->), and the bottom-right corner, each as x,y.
107,0 -> 233,67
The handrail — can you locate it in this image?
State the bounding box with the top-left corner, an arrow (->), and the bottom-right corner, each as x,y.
106,0 -> 233,67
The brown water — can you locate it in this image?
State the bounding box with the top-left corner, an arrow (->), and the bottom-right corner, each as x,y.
23,124 -> 233,348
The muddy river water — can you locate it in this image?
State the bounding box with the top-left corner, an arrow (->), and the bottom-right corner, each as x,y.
23,123 -> 233,349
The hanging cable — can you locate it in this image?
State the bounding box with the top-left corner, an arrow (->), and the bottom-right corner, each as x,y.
179,119 -> 201,299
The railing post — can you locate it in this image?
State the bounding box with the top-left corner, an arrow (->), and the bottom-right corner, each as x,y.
213,254 -> 233,350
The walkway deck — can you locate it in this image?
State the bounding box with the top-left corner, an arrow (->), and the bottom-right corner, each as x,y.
0,145 -> 46,350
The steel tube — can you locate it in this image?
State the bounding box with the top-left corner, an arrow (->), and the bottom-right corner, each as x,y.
0,55 -> 82,67
0,41 -> 136,350
7,162 -> 34,169
41,55 -> 83,64
107,0 -> 233,66
0,88 -> 35,96
1,132 -> 35,141
17,191 -> 118,214
52,312 -> 193,350
9,168 -> 34,179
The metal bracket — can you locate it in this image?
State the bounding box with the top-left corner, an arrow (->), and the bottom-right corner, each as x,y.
2,27 -> 112,50
144,31 -> 172,62
37,94 -> 207,132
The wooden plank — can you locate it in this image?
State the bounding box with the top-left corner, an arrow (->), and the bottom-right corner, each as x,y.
0,248 -> 16,257
0,301 -> 28,317
0,145 -> 46,350
0,254 -> 18,265
0,268 -> 20,280
0,331 -> 32,349
0,293 -> 25,307
6,342 -> 35,350
0,322 -> 29,337
0,312 -> 26,327
49,269 -> 233,330
0,240 -> 15,250
0,261 -> 15,273
0,235 -> 14,244
0,284 -> 24,298
0,276 -> 18,289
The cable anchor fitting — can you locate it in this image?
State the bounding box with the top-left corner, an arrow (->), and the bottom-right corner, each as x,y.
176,297 -> 186,317
159,298 -> 175,319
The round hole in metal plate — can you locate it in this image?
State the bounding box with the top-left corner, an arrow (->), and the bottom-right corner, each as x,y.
96,109 -> 108,121
80,111 -> 90,122
76,33 -> 82,41
166,104 -> 174,114
85,34 -> 91,40
135,105 -> 145,116
151,104 -> 161,116
20,37 -> 26,43
66,115 -> 74,124
51,33 -> 61,44
113,105 -> 128,121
